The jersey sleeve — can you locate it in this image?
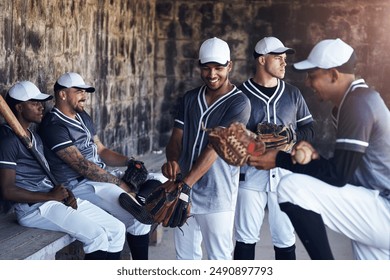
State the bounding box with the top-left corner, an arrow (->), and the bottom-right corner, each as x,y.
0,132 -> 20,170
219,93 -> 251,127
336,94 -> 371,153
295,89 -> 313,126
41,122 -> 74,152
173,96 -> 185,130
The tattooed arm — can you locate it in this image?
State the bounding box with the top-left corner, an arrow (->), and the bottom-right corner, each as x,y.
56,145 -> 132,192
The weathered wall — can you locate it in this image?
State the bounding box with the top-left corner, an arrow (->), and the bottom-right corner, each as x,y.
0,0 -> 389,159
155,0 -> 390,157
0,0 -> 156,156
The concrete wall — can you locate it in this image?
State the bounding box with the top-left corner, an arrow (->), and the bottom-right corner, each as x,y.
1,0 -> 389,158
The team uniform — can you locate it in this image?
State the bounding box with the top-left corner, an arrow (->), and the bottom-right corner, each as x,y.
234,79 -> 313,255
38,107 -> 151,236
277,79 -> 390,259
173,85 -> 250,259
0,124 -> 125,254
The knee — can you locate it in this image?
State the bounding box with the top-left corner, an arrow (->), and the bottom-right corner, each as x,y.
113,221 -> 126,245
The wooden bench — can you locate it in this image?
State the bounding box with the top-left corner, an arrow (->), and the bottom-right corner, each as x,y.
0,211 -> 76,260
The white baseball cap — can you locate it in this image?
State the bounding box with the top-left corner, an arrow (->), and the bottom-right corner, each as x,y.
199,37 -> 230,65
254,37 -> 295,56
7,81 -> 53,101
55,72 -> 95,92
293,38 -> 354,71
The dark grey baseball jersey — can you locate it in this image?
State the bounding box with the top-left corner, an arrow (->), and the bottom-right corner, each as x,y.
173,85 -> 251,213
333,79 -> 390,197
0,125 -> 53,218
39,108 -> 105,185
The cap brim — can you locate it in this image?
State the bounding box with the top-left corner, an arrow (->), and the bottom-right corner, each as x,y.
270,47 -> 296,55
73,85 -> 95,92
31,93 -> 54,101
292,60 -> 318,71
199,60 -> 229,66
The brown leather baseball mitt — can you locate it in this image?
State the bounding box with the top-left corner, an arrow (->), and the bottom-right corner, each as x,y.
203,121 -> 266,166
257,122 -> 296,151
144,178 -> 191,228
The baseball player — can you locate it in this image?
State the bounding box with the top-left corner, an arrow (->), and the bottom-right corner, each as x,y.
234,37 -> 314,260
248,38 -> 390,260
161,37 -> 251,259
0,81 -> 125,260
38,73 -> 150,260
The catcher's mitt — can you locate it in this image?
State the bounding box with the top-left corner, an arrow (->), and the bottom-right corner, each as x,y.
122,158 -> 148,192
257,122 -> 296,151
144,177 -> 191,228
203,121 -> 266,166
118,179 -> 162,225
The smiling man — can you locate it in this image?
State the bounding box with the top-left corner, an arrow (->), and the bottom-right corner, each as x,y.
38,72 -> 152,260
161,37 -> 251,259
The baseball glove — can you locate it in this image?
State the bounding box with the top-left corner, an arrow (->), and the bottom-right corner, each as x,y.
122,158 -> 148,192
144,177 -> 191,228
257,122 -> 296,151
118,179 -> 162,225
203,121 -> 266,166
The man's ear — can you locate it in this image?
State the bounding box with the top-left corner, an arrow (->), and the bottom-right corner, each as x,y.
330,68 -> 340,83
227,61 -> 233,72
58,90 -> 67,100
258,56 -> 266,65
15,103 -> 23,114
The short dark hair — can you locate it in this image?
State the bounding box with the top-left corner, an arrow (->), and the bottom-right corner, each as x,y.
53,81 -> 67,93
5,94 -> 23,116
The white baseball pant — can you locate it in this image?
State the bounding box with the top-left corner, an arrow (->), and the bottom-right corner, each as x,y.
174,211 -> 235,260
278,173 -> 390,260
19,198 -> 126,253
234,188 -> 295,248
71,180 -> 151,235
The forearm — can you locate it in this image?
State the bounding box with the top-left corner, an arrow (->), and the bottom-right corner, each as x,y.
166,141 -> 182,162
276,149 -> 363,186
2,187 -> 53,204
99,148 -> 129,167
56,147 -> 122,186
295,122 -> 315,142
183,145 -> 218,187
165,127 -> 183,162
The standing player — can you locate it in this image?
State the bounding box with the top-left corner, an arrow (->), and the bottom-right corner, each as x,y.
248,38 -> 390,259
161,37 -> 251,259
38,73 -> 150,260
234,37 -> 314,260
0,81 -> 125,260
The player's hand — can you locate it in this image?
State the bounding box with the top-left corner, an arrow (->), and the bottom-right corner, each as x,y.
50,184 -> 69,202
161,161 -> 181,181
290,141 -> 319,164
247,149 -> 279,170
64,188 -> 78,210
118,179 -> 133,193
